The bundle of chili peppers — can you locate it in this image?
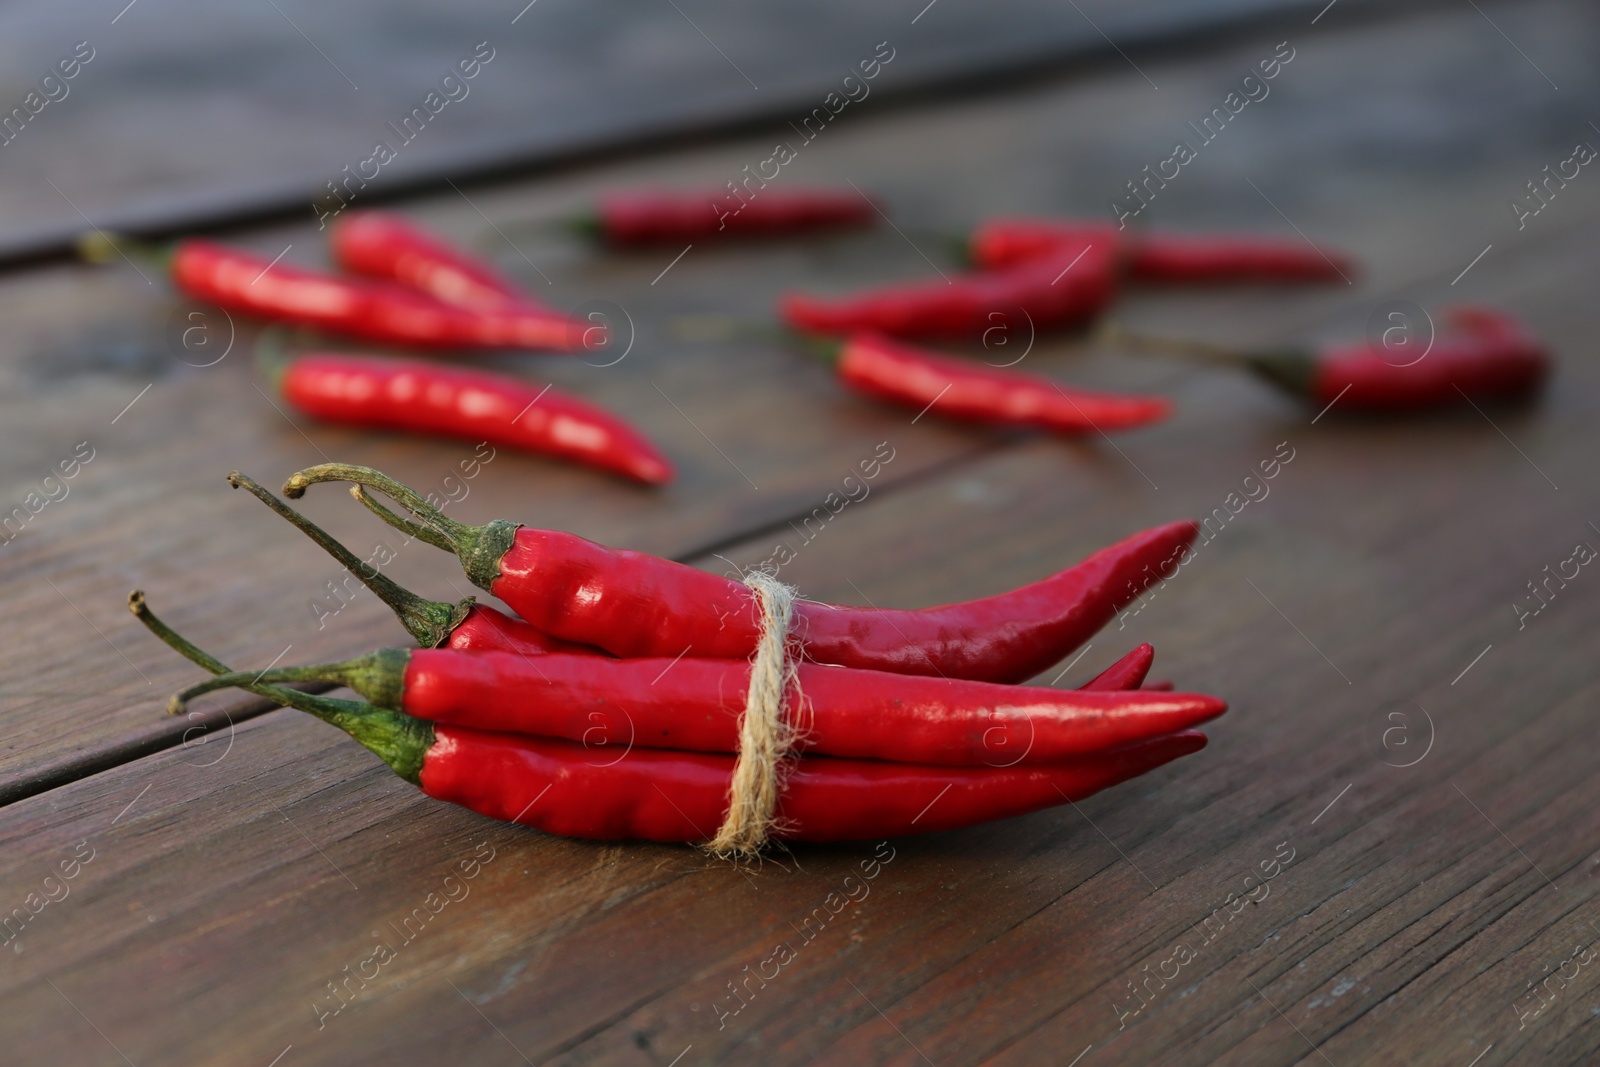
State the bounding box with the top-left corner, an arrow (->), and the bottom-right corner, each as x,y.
136,465 -> 1226,852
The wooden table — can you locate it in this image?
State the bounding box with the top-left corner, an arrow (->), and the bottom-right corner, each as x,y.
2,1 -> 1596,1063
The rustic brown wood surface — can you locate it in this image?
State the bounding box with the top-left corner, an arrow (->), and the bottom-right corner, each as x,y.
1,1 -> 1597,1064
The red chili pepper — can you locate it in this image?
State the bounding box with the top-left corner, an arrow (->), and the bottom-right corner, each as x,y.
245,471 -> 1186,703
429,723 -> 1207,842
829,332 -> 1170,434
269,348 -> 672,484
282,464 -> 1199,684
1117,307 -> 1548,412
181,645 -> 1225,766
135,582 -> 1210,847
170,238 -> 591,351
1275,306 -> 1547,409
1079,644 -> 1155,691
242,470 -> 1176,693
244,472 -> 1192,709
970,218 -> 1354,284
330,211 -> 546,311
590,189 -> 876,245
969,220 -> 1120,273
781,232 -> 1119,340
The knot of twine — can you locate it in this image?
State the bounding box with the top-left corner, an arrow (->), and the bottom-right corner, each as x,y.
706,571 -> 803,857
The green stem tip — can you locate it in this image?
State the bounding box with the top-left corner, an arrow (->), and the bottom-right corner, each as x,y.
129,591 -> 430,784
253,327 -> 296,392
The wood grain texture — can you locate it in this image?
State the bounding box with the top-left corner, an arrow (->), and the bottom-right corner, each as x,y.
1,1 -> 1598,1064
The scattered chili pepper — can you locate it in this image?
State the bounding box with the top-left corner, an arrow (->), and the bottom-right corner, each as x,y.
227,472 -> 602,656
969,220 -> 1120,273
263,341 -> 672,484
781,231 -> 1119,340
178,644 -> 1226,766
587,189 -> 876,245
330,211 -> 547,311
823,332 -> 1169,434
141,591 -> 1208,843
169,238 -> 591,351
1112,306 -> 1548,412
281,464 -> 1199,684
970,217 -> 1354,284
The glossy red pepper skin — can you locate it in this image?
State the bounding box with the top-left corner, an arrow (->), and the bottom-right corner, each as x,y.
280,352 -> 673,484
447,606 -> 1133,680
1282,306 -> 1548,410
837,332 -> 1170,434
438,601 -> 1134,683
596,189 -> 875,245
443,602 -> 598,656
330,212 -> 544,311
487,520 -> 1197,683
970,218 -> 1353,283
781,235 -> 1119,340
1080,644 -> 1155,692
419,726 -> 1206,842
171,239 -> 589,351
384,647 -> 1224,765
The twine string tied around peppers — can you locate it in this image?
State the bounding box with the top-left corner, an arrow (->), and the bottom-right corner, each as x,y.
707,570 -> 806,857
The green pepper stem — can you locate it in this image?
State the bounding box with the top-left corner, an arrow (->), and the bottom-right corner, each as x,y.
227,471 -> 471,647
171,648 -> 409,714
283,463 -> 467,542
1095,323 -> 1317,398
76,231 -> 175,272
130,591 -> 430,783
790,333 -> 845,366
350,485 -> 453,551
1095,322 -> 1252,365
281,463 -> 519,593
253,327 -> 296,392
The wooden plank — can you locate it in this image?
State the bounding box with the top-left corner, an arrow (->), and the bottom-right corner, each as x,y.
1,1 -> 1597,1064
0,0 -> 1407,264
